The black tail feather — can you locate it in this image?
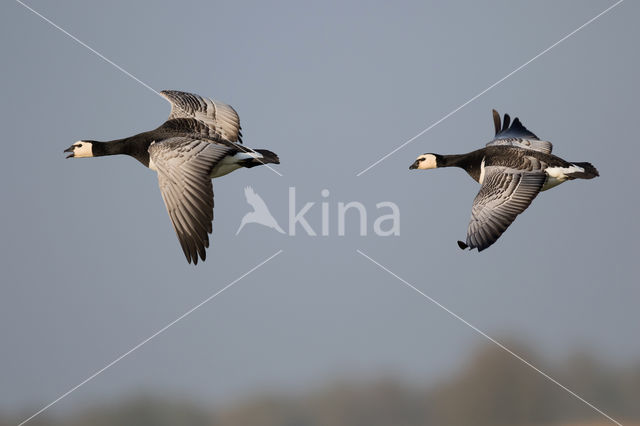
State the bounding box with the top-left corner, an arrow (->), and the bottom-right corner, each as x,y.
242,149 -> 280,168
254,149 -> 280,165
571,162 -> 599,179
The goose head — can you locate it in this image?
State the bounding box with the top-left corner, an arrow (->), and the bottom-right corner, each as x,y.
409,153 -> 438,170
64,141 -> 94,158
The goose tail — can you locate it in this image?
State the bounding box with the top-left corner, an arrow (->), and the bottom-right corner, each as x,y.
254,149 -> 280,165
570,162 -> 599,179
238,149 -> 280,169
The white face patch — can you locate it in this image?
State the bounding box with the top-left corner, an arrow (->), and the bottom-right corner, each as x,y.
415,153 -> 437,170
71,141 -> 93,158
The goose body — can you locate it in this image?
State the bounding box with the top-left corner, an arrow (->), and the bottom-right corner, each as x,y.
410,110 -> 598,252
65,90 -> 280,264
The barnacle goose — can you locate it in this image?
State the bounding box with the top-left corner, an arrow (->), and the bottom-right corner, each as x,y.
65,90 -> 280,264
409,110 -> 598,251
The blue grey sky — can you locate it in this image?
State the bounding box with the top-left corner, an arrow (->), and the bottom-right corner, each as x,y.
1,0 -> 638,419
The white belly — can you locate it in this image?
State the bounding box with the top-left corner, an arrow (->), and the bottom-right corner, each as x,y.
209,152 -> 263,178
210,160 -> 243,178
541,164 -> 584,191
541,176 -> 565,191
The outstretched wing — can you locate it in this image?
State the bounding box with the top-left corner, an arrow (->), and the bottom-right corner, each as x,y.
462,167 -> 546,251
487,110 -> 552,154
149,137 -> 233,264
159,90 -> 242,143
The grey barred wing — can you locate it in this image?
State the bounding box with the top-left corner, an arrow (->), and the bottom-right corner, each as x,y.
487,109 -> 552,154
463,168 -> 546,251
160,90 -> 242,143
149,137 -> 233,264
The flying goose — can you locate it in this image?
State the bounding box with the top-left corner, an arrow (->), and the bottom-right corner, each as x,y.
64,90 -> 280,264
409,110 -> 599,251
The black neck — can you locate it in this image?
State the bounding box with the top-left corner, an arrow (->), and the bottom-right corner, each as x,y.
436,154 -> 469,168
436,150 -> 485,183
91,138 -> 130,156
91,132 -> 155,166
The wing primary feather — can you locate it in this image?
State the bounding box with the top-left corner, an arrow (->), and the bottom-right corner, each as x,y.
149,137 -> 230,264
492,109 -> 501,136
160,90 -> 242,143
502,113 -> 511,131
464,170 -> 546,251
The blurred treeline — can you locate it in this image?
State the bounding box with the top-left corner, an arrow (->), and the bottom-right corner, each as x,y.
4,340 -> 639,426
